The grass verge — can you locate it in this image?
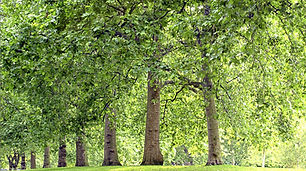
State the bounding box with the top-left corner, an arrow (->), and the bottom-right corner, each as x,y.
28,165 -> 306,171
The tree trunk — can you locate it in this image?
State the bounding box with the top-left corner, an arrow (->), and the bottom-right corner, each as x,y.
141,71 -> 163,165
7,152 -> 20,170
21,153 -> 26,170
262,148 -> 265,168
58,138 -> 67,167
7,155 -> 13,170
76,135 -> 89,166
204,77 -> 222,165
183,145 -> 194,165
102,113 -> 121,166
43,146 -> 50,168
31,151 -> 36,169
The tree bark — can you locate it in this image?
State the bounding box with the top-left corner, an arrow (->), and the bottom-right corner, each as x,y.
21,153 -> 26,170
141,71 -> 163,165
43,146 -> 50,168
204,77 -> 222,165
7,152 -> 20,170
31,151 -> 36,169
102,113 -> 121,166
58,138 -> 67,167
7,155 -> 12,170
76,135 -> 89,166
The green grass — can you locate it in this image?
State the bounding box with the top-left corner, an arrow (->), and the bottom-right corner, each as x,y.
28,165 -> 306,171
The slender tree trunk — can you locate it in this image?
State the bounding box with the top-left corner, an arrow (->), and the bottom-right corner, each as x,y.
21,153 -> 26,170
183,145 -> 194,165
76,135 -> 89,166
43,146 -> 50,168
204,77 -> 222,165
31,151 -> 36,169
102,113 -> 121,166
262,148 -> 265,168
58,138 -> 67,167
7,155 -> 13,170
141,71 -> 163,165
7,152 -> 20,170
13,152 -> 20,170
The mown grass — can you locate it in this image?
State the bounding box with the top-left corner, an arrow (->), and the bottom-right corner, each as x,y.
29,165 -> 306,171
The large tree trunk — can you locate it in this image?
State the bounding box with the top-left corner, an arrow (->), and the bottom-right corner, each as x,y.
21,153 -> 26,170
141,71 -> 163,165
76,135 -> 89,166
204,77 -> 222,165
43,146 -> 50,168
31,151 -> 36,169
102,113 -> 121,166
58,138 -> 67,167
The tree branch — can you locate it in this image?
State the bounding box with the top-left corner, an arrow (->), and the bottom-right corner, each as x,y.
178,1 -> 187,14
129,2 -> 138,14
220,84 -> 232,100
106,3 -> 125,14
159,10 -> 170,20
171,85 -> 185,102
226,74 -> 241,84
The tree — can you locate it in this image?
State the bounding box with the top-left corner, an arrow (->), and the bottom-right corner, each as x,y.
0,90 -> 40,170
162,0 -> 304,165
43,146 -> 51,168
204,77 -> 222,165
102,111 -> 121,166
20,153 -> 26,170
58,138 -> 67,167
76,135 -> 88,166
0,0 -> 304,169
142,71 -> 163,165
30,151 -> 36,169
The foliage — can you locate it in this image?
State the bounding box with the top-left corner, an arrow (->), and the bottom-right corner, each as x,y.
242,119 -> 306,168
0,0 -> 304,169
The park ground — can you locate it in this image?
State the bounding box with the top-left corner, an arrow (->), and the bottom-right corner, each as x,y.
30,165 -> 306,171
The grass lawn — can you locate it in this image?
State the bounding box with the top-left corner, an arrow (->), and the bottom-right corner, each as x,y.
29,165 -> 306,171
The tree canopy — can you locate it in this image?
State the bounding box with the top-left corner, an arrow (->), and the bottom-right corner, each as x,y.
0,0 -> 305,169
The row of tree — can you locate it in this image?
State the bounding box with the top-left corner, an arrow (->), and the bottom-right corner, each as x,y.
0,0 -> 304,170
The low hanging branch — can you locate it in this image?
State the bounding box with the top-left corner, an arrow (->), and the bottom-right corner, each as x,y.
161,85 -> 185,123
161,81 -> 201,122
171,85 -> 186,102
